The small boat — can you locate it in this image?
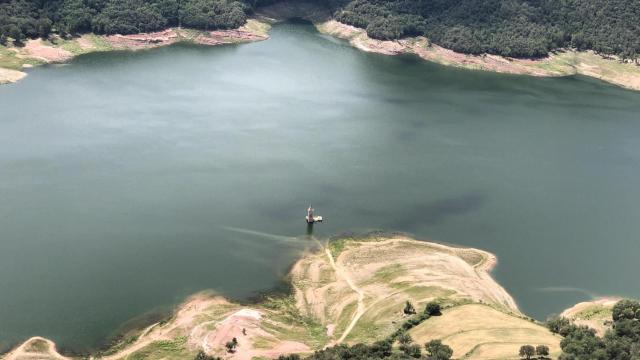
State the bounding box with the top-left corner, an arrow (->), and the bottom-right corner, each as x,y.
306,205 -> 323,223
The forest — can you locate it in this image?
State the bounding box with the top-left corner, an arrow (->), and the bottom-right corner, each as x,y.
1,0 -> 639,60
547,300 -> 640,360
333,0 -> 640,59
0,0 -> 247,42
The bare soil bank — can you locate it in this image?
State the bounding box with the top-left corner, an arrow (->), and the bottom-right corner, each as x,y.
315,19 -> 640,92
0,20 -> 270,84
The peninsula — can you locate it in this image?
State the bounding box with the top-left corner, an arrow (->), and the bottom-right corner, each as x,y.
3,235 -> 563,360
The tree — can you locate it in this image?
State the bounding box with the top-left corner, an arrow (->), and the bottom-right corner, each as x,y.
403,301 -> 416,315
425,302 -> 441,316
425,339 -> 453,360
397,332 -> 413,346
195,350 -> 221,360
403,343 -> 422,358
7,24 -> 25,44
277,355 -> 300,360
225,337 -> 238,353
35,18 -> 52,38
520,345 -> 536,359
612,299 -> 640,321
536,345 -> 550,358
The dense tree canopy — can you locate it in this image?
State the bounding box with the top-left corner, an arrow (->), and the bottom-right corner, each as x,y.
547,299 -> 640,360
332,0 -> 640,59
0,0 -> 247,43
1,0 -> 639,60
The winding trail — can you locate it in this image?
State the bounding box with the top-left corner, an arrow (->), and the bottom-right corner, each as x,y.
324,248 -> 365,343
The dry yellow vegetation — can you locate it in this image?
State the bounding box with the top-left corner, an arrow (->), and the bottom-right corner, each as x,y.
291,236 -> 520,345
410,304 -> 562,359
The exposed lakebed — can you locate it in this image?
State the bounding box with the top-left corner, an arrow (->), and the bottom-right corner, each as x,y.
1,21 -> 640,352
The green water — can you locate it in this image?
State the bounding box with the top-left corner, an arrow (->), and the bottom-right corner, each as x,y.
2,21 -> 640,352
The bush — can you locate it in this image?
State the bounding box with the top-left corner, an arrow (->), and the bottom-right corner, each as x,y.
425,302 -> 441,316
425,339 -> 453,360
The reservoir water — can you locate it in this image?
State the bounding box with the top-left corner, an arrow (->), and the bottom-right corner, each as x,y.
2,21 -> 640,352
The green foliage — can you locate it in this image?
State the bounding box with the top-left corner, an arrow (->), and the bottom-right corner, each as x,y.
550,299 -> 640,360
424,302 -> 441,316
277,355 -> 301,360
0,0 -> 249,43
194,350 -> 221,360
401,343 -> 421,358
304,340 -> 396,360
180,0 -> 247,30
612,299 -> 640,321
91,0 -> 167,34
403,301 -> 416,315
1,0 -> 638,60
519,344 -> 535,359
332,0 -> 640,59
225,337 -> 238,353
396,332 -> 413,346
425,339 -> 452,360
536,344 -> 550,357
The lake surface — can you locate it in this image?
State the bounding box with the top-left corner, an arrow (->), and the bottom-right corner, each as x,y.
2,21 -> 640,352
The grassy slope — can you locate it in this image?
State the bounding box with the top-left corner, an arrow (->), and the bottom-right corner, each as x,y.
410,304 -> 562,360
292,235 -> 556,360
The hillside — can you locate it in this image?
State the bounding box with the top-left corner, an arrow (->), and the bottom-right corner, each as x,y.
2,0 -> 639,61
2,236 -> 562,360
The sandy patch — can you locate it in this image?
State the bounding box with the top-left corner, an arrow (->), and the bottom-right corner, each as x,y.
194,28 -> 269,46
0,68 -> 27,84
106,29 -> 179,50
2,336 -> 70,360
21,39 -> 73,63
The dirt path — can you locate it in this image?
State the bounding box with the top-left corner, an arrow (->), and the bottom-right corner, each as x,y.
324,248 -> 365,343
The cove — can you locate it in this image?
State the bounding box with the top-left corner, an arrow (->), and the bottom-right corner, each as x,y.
1,21 -> 640,352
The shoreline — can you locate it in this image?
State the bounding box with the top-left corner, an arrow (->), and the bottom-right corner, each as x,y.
0,19 -> 271,85
314,19 -> 640,92
2,5 -> 640,90
3,235 -> 545,359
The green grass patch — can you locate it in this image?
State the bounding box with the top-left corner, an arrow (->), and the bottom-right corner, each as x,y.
24,339 -> 49,353
334,301 -> 357,339
371,263 -> 407,283
251,335 -> 274,349
244,19 -> 271,36
328,237 -> 349,258
125,336 -> 190,360
0,46 -> 30,70
86,34 -> 113,51
261,295 -> 328,349
575,304 -> 613,320
101,334 -> 140,356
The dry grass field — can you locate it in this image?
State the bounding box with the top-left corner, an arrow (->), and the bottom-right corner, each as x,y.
410,304 -> 562,359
